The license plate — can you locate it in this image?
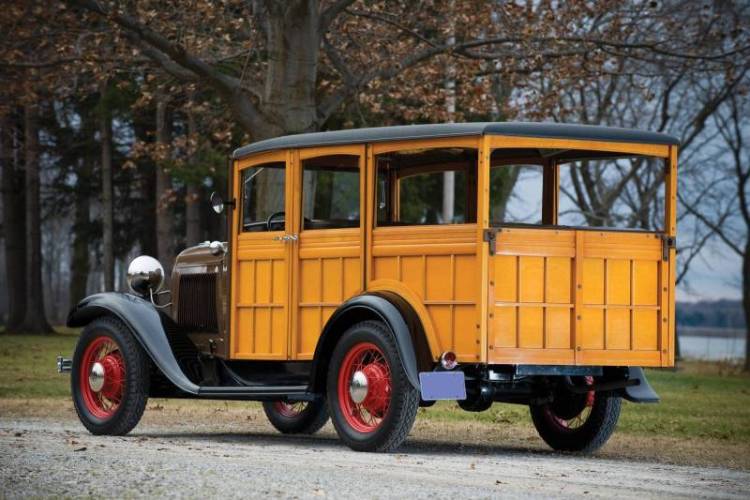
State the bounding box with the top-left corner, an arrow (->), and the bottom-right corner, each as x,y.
419,371 -> 466,401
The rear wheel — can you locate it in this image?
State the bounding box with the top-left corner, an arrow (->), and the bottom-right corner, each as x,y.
529,376 -> 621,453
262,399 -> 329,434
71,316 -> 149,435
327,321 -> 419,452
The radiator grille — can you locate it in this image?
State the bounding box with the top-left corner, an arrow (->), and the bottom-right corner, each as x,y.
177,272 -> 218,331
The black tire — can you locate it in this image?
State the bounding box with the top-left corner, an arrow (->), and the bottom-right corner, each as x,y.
327,320 -> 419,452
71,316 -> 149,436
529,384 -> 621,453
262,399 -> 329,434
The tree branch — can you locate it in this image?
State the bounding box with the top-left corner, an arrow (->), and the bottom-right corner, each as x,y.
320,0 -> 357,32
678,190 -> 744,256
67,0 -> 267,133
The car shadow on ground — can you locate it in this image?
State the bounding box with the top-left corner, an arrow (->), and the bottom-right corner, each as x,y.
134,428 -> 574,461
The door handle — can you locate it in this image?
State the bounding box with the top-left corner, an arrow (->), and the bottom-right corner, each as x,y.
273,234 -> 298,242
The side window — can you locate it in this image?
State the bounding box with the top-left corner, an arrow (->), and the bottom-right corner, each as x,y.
302,155 -> 360,230
242,162 -> 285,232
490,164 -> 544,225
376,148 -> 477,226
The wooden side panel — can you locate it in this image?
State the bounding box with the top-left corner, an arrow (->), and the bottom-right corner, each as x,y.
294,229 -> 362,358
488,227 -> 666,367
370,225 -> 480,362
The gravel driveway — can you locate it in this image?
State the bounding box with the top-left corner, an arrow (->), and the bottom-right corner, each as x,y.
2,417 -> 749,499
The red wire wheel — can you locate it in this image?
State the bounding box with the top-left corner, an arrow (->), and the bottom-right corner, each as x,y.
262,398 -> 329,434
529,375 -> 622,453
272,401 -> 308,418
544,375 -> 595,431
71,317 -> 149,436
336,342 -> 392,433
78,336 -> 126,420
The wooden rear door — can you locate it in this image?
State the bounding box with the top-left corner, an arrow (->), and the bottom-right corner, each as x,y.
488,227 -> 669,367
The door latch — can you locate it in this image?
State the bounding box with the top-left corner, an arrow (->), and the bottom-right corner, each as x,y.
273,234 -> 298,243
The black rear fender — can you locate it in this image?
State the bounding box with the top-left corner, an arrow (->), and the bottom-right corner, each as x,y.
309,293 -> 423,392
67,292 -> 200,395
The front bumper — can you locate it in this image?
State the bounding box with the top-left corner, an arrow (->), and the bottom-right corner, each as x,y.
56,356 -> 72,373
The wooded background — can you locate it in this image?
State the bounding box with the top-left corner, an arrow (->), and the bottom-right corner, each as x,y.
0,0 -> 748,366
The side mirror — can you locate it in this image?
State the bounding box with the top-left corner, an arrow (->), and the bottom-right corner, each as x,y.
210,191 -> 225,214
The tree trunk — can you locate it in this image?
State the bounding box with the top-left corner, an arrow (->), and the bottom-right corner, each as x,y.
0,110 -> 27,330
132,105 -> 157,257
19,103 -> 52,334
155,96 -> 174,276
743,242 -> 750,371
70,155 -> 92,306
442,4 -> 456,224
100,81 -> 115,291
261,0 -> 321,136
185,96 -> 201,247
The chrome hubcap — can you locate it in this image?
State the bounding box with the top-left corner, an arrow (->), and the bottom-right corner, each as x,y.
349,370 -> 369,404
89,362 -> 105,392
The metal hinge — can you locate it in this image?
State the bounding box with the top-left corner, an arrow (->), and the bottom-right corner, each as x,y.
483,228 -> 500,255
661,235 -> 676,261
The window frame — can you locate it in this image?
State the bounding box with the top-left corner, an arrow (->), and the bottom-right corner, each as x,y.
372,143 -> 481,228
299,154 -> 362,231
238,157 -> 288,234
488,144 -> 670,233
489,156 -> 557,227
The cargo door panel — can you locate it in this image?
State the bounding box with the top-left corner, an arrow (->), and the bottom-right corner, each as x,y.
488,227 -> 669,367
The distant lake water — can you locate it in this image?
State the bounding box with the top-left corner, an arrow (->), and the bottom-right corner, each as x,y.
678,327 -> 746,361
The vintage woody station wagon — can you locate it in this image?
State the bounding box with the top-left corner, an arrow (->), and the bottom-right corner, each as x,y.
59,122 -> 678,453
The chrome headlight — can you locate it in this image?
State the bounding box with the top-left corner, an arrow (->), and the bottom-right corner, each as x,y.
127,255 -> 165,295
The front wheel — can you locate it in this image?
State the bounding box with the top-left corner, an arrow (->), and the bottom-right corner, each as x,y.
529,376 -> 621,453
262,399 -> 329,434
71,316 -> 149,435
327,321 -> 419,452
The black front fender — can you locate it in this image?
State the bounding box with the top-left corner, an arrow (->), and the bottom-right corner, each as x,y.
310,294 -> 420,392
67,292 -> 200,395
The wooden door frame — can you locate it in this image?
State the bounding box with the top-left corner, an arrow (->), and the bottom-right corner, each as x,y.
289,144 -> 367,359
485,135 -> 674,367
366,137 -> 485,362
229,150 -> 292,360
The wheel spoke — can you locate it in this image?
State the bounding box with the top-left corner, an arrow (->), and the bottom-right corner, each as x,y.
80,336 -> 125,420
338,342 -> 392,433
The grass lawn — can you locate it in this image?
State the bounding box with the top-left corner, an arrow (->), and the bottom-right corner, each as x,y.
424,361 -> 750,443
1,331 -> 749,465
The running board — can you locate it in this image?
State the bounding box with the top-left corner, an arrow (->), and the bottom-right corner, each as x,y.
196,384 -> 314,400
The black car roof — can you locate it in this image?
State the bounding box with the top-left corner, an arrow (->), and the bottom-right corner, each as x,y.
232,122 -> 679,159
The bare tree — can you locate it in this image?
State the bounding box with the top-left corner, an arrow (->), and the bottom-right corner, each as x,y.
99,80 -> 115,291
0,110 -> 26,330
19,101 -> 53,333
185,93 -> 201,247
680,93 -> 750,370
155,95 -> 175,275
